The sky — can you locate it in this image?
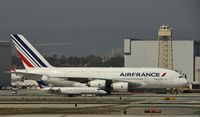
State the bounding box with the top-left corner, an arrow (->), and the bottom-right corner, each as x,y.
0,0 -> 199,56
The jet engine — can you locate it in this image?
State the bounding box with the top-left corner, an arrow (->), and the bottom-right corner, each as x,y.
88,80 -> 106,89
112,82 -> 129,92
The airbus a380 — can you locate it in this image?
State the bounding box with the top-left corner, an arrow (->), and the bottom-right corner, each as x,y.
10,34 -> 188,93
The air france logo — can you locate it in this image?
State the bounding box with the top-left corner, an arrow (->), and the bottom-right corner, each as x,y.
120,72 -> 167,77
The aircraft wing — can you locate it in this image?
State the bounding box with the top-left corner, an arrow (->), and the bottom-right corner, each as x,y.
9,72 -> 143,88
49,76 -> 143,88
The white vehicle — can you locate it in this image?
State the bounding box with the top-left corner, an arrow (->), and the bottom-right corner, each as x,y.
36,80 -> 107,96
11,73 -> 22,82
10,34 -> 188,93
9,67 -> 25,82
10,68 -> 38,88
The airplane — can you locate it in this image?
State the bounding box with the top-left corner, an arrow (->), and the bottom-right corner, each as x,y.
36,80 -> 107,96
10,34 -> 188,94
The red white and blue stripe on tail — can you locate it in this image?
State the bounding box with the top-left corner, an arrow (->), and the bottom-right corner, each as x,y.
11,34 -> 52,69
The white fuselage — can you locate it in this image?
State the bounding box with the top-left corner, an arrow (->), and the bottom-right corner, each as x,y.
42,87 -> 107,95
27,67 -> 187,89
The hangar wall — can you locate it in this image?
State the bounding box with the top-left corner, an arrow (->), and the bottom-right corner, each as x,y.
0,41 -> 11,87
124,39 -> 194,83
195,57 -> 200,83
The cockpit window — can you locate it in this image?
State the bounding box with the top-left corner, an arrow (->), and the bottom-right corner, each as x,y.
179,75 -> 184,78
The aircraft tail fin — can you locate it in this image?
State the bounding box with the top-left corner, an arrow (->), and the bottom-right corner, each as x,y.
10,34 -> 53,69
36,80 -> 49,88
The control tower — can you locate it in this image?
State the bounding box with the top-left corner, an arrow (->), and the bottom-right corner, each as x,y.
157,25 -> 173,69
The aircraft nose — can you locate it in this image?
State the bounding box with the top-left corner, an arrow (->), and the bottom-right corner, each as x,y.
101,90 -> 107,94
97,90 -> 107,94
180,78 -> 188,86
102,90 -> 107,94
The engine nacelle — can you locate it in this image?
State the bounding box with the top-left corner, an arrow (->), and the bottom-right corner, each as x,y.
88,80 -> 106,89
112,82 -> 128,92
